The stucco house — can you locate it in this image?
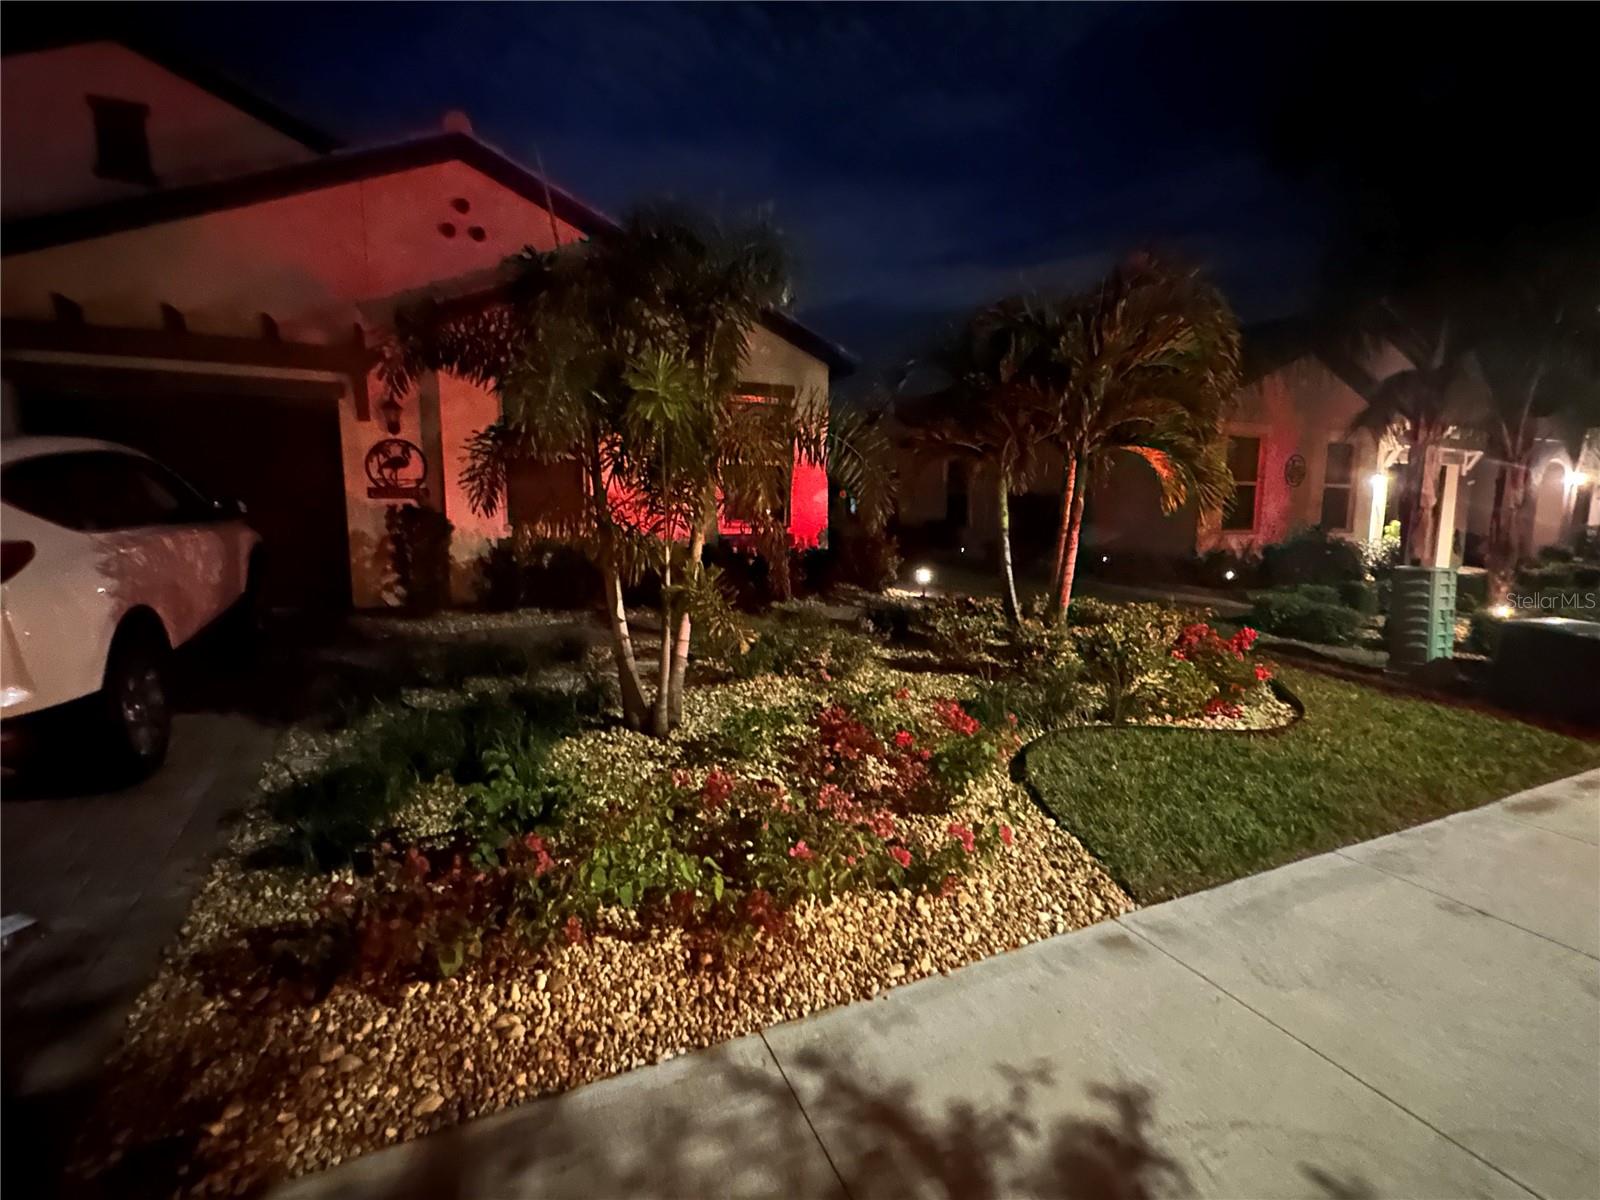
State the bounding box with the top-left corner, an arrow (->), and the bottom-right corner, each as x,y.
0,38 -> 851,608
894,319 -> 1598,572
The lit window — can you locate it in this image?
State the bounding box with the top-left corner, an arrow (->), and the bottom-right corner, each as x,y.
88,95 -> 154,185
1222,436 -> 1261,531
1320,443 -> 1355,530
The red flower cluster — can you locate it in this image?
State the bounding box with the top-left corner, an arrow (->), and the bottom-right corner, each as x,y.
893,687 -> 911,701
562,914 -> 586,945
1254,664 -> 1273,682
893,729 -> 915,749
889,846 -> 912,869
815,705 -> 880,762
933,698 -> 980,736
1172,622 -> 1259,662
787,840 -> 815,861
1203,696 -> 1244,720
522,833 -> 556,877
700,768 -> 737,809
999,824 -> 1014,847
947,822 -> 977,854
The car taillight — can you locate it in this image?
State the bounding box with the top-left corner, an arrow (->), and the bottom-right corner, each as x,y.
1,541 -> 36,583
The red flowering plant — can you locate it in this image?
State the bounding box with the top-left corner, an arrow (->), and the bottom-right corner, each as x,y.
1169,622 -> 1273,712
320,842 -> 522,984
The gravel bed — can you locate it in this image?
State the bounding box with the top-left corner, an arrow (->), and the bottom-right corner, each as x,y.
74,656 -> 1292,1196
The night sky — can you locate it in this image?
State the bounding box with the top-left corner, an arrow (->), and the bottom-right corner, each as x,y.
16,4 -> 1597,376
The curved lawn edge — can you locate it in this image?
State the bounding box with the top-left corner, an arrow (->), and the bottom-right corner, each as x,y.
1015,666 -> 1600,905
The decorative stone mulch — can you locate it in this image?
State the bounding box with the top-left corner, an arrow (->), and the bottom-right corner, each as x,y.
75,655 -> 1294,1197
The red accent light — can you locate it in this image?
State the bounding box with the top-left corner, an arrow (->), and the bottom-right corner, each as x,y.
1,540 -> 36,583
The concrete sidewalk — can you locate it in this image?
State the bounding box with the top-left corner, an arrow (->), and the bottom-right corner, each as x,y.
277,769 -> 1600,1200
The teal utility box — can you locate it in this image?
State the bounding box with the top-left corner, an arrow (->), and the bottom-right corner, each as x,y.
1388,565 -> 1458,666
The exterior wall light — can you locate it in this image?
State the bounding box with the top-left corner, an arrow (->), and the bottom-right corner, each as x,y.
379,395 -> 403,435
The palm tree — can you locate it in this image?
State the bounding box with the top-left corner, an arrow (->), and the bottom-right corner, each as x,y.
1345,302 -> 1470,568
1471,267 -> 1600,602
379,207 -> 802,735
895,301 -> 1056,621
1039,257 -> 1241,622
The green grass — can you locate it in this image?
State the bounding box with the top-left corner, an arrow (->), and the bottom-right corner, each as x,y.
1024,666 -> 1600,903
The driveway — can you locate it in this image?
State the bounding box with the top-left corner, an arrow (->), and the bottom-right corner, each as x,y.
275,768 -> 1600,1200
0,616 -> 352,1199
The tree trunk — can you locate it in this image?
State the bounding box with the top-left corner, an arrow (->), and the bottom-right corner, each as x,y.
996,465 -> 1021,623
587,431 -> 649,729
1487,460 -> 1530,605
666,519 -> 708,726
1049,454 -> 1088,620
1405,440 -> 1440,566
650,551 -> 674,738
602,562 -> 650,730
1045,456 -> 1078,622
1053,466 -> 1088,624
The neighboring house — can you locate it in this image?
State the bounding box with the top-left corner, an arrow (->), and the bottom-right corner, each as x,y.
0,39 -> 851,608
894,319 -> 1598,570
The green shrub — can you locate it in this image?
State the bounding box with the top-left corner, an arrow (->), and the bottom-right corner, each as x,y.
1517,563 -> 1576,590
461,736 -> 581,865
1454,571 -> 1489,614
1005,617 -> 1080,672
271,684 -> 607,868
919,596 -> 1010,675
963,664 -> 1091,731
1245,590 -> 1362,646
1361,521 -> 1403,577
385,504 -> 454,613
730,606 -> 875,680
478,538 -> 602,611
1538,545 -> 1575,564
861,596 -> 918,643
1069,601 -> 1190,723
828,527 -> 903,593
1574,565 -> 1600,588
1336,579 -> 1379,616
1262,526 -> 1365,586
1284,583 -> 1342,606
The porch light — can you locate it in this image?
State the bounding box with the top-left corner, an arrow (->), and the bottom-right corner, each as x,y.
379,395 -> 403,435
1369,473 -> 1387,490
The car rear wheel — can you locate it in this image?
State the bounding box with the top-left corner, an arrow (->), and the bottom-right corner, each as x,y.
96,624 -> 172,782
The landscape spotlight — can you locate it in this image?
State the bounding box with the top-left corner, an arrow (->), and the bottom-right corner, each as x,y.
1490,602 -> 1513,620
1224,569 -> 1236,581
914,565 -> 933,597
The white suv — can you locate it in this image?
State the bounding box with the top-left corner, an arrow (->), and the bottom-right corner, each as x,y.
1,437 -> 261,780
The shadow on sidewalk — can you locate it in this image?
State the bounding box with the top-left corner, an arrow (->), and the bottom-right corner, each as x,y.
284,1048 -> 1376,1200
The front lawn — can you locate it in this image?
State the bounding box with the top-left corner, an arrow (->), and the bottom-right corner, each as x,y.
87,595 -> 1581,1195
1024,664 -> 1600,903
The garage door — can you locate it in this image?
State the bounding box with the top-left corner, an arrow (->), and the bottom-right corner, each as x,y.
12,372 -> 350,609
